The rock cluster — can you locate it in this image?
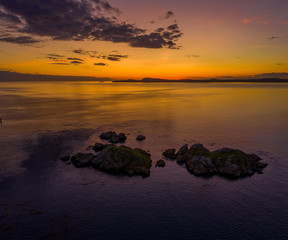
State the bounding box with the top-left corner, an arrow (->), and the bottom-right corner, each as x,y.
64,144 -> 152,177
162,143 -> 268,178
100,131 -> 127,144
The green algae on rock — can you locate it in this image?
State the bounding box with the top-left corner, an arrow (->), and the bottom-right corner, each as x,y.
69,144 -> 152,177
163,143 -> 268,178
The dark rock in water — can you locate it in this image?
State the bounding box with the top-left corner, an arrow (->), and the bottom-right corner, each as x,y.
100,131 -> 115,140
155,159 -> 165,167
93,143 -> 105,152
162,149 -> 176,159
70,153 -> 96,168
118,133 -> 127,143
188,143 -> 210,156
136,135 -> 146,141
110,134 -> 120,143
186,155 -> 214,175
60,155 -> 70,162
100,131 -> 127,144
175,144 -> 268,178
176,144 -> 188,163
70,145 -> 152,177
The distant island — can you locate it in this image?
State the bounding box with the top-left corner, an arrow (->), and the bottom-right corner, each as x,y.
1,70 -> 288,83
114,77 -> 288,83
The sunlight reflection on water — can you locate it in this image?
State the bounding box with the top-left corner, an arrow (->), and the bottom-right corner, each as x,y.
0,81 -> 288,239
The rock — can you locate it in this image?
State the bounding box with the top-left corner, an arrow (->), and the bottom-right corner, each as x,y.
186,156 -> 214,175
136,135 -> 146,141
176,144 -> 188,163
188,143 -> 210,156
155,160 -> 165,167
90,145 -> 152,177
118,133 -> 127,143
109,134 -> 120,143
60,155 -> 70,162
161,143 -> 268,178
162,149 -> 176,159
100,131 -> 115,140
93,143 -> 105,152
70,153 -> 96,168
100,131 -> 127,144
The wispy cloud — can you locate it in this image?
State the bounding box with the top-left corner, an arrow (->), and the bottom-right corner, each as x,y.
94,62 -> 108,66
243,16 -> 271,24
268,36 -> 279,40
0,34 -> 40,44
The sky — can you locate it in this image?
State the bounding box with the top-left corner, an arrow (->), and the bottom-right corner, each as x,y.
0,0 -> 287,80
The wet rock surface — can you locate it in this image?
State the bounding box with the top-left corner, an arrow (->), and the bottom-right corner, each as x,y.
136,135 -> 146,141
70,144 -> 152,177
155,160 -> 165,167
100,131 -> 127,144
162,149 -> 176,159
163,143 -> 268,178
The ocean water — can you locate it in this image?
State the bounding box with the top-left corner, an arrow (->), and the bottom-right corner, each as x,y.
0,81 -> 288,240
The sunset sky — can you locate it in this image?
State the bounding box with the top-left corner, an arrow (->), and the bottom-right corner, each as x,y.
0,0 -> 287,79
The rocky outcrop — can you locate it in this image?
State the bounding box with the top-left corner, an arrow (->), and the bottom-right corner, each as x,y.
155,159 -> 165,167
163,143 -> 268,178
71,153 -> 96,168
70,144 -> 152,177
162,149 -> 176,159
93,143 -> 105,152
100,131 -> 127,144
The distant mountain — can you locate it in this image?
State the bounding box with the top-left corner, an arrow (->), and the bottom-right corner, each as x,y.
114,77 -> 288,83
0,71 -> 111,82
1,71 -> 288,83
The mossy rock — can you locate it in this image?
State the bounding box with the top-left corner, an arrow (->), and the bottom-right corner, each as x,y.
92,145 -> 152,177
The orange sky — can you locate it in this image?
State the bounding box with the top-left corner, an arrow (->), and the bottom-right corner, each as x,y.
0,0 -> 287,79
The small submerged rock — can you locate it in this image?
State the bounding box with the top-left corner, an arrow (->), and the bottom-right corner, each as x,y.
155,160 -> 165,167
60,155 -> 70,162
69,144 -> 152,177
163,143 -> 268,178
136,135 -> 146,141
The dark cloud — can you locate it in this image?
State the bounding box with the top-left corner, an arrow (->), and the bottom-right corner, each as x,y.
93,53 -> 128,61
0,0 -> 183,49
107,54 -> 128,61
165,11 -> 174,19
73,49 -> 98,57
167,24 -> 179,31
155,28 -> 164,33
67,58 -> 84,61
46,53 -> 85,65
0,9 -> 22,24
94,62 -> 107,66
255,72 -> 288,79
46,53 -> 65,61
70,60 -> 83,64
51,62 -> 70,65
276,63 -> 284,66
0,34 -> 40,44
268,36 -> 278,40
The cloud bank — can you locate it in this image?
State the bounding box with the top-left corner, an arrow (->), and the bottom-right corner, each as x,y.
0,0 -> 182,49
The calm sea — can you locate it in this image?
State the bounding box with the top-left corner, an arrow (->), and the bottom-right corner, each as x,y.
0,81 -> 288,239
